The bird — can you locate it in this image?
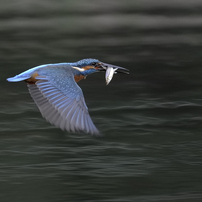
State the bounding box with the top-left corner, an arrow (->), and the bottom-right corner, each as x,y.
7,58 -> 129,135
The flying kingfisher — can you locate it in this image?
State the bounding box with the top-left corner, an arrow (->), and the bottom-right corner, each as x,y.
7,58 -> 129,135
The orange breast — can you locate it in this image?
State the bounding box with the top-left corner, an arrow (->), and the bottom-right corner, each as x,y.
74,75 -> 85,83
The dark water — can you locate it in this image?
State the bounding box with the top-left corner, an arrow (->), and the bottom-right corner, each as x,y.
1,0 -> 202,201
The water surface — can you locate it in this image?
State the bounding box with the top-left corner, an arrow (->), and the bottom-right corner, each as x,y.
1,0 -> 202,201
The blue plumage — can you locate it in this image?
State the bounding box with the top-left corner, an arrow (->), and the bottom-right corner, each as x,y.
7,58 -> 129,135
69,58 -> 100,68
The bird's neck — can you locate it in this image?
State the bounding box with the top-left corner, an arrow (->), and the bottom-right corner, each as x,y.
74,68 -> 97,83
81,68 -> 97,76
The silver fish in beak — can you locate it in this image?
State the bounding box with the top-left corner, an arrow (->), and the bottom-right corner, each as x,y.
100,62 -> 129,85
105,67 -> 118,85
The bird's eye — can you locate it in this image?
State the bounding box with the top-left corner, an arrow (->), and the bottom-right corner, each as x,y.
91,62 -> 97,66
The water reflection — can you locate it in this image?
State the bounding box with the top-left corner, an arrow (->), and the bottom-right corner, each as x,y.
1,0 -> 202,201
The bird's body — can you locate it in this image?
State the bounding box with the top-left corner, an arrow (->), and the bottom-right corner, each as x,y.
7,58 -> 129,135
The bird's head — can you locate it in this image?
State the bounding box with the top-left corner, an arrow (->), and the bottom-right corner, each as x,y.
71,58 -> 129,75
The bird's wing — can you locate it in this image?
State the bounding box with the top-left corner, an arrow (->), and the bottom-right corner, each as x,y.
27,70 -> 99,135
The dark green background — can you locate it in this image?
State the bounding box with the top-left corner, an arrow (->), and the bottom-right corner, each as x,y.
1,0 -> 202,201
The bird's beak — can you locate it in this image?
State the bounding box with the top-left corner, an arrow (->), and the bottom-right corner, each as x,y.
99,62 -> 129,74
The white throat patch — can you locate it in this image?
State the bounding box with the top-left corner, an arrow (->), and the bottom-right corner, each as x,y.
72,66 -> 85,72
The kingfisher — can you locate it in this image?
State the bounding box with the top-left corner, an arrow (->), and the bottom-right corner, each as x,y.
7,58 -> 129,135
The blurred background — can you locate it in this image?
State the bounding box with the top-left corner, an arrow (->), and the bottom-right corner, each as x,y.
1,0 -> 202,201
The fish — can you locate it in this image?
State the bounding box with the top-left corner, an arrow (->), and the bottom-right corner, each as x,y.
105,67 -> 118,85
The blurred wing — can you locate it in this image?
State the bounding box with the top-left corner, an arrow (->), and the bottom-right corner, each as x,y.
27,74 -> 99,135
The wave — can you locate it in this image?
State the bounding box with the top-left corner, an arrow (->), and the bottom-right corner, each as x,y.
1,99 -> 202,133
91,100 -> 202,111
